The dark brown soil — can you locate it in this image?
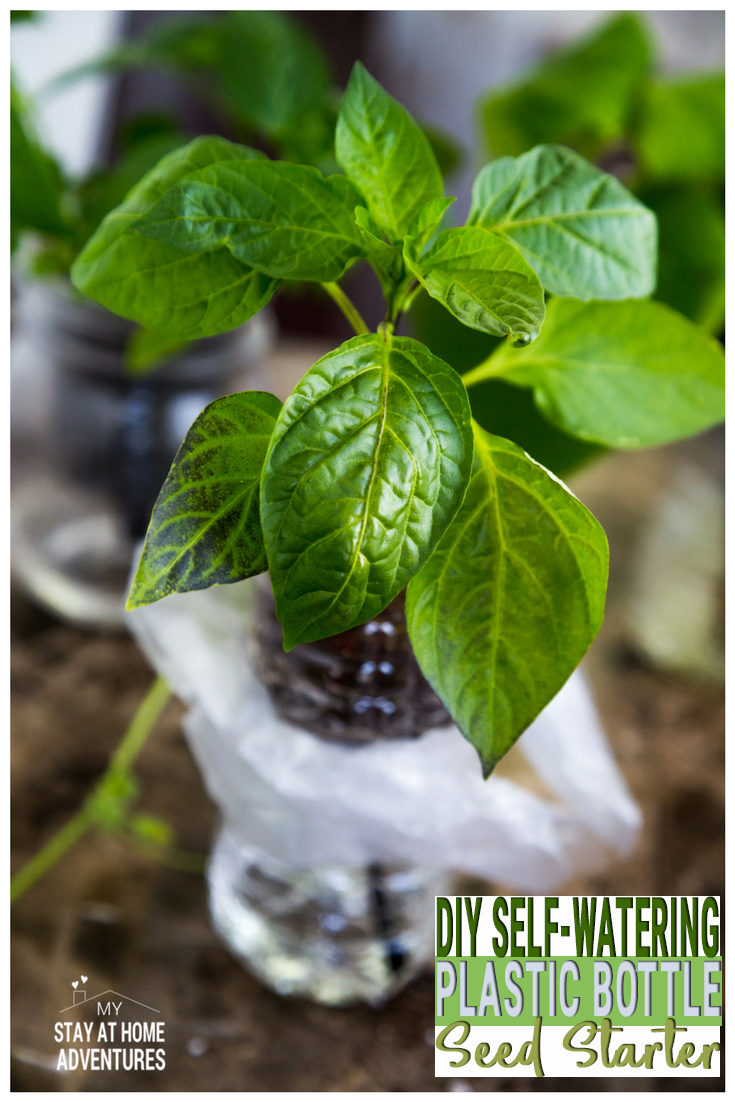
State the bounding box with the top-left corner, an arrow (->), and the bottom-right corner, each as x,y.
11,444 -> 724,1092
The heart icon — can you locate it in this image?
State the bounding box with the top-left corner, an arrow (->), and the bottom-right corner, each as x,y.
81,976 -> 88,984
72,981 -> 78,989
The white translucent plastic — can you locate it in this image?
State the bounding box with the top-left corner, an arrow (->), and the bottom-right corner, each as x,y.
127,576 -> 641,893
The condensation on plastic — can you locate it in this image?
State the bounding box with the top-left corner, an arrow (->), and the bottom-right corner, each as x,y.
126,577 -> 641,893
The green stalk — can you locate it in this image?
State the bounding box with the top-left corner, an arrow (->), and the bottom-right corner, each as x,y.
108,675 -> 171,775
461,356 -> 507,389
10,808 -> 91,905
396,280 -> 423,318
321,281 -> 369,336
11,675 -> 171,905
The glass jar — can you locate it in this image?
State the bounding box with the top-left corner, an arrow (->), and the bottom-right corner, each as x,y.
11,279 -> 273,627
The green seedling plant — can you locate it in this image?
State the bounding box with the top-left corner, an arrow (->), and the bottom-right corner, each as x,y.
70,62 -> 724,778
11,676 -> 206,905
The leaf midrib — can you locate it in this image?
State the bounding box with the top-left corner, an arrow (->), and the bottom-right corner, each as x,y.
288,341 -> 392,643
143,480 -> 258,589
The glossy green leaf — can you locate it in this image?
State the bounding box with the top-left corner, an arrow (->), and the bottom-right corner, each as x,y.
335,62 -> 443,242
479,297 -> 725,449
11,81 -> 68,238
407,197 -> 456,254
353,205 -> 404,300
468,144 -> 657,300
71,137 -> 280,339
215,10 -> 331,138
132,160 -> 367,282
404,227 -> 545,344
128,391 -> 282,609
261,333 -> 474,649
634,74 -> 724,184
409,288 -> 501,373
74,132 -> 185,239
406,421 -> 608,776
480,13 -> 652,159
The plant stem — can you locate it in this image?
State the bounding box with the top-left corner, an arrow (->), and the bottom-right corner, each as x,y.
322,281 -> 369,336
108,675 -> 171,775
461,356 -> 507,389
10,807 -> 90,905
10,675 -> 171,905
398,280 -> 423,317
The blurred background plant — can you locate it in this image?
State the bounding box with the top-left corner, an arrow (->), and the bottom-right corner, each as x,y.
413,12 -> 724,480
479,11 -> 724,335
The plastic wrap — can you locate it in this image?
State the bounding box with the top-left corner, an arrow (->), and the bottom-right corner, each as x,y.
127,577 -> 641,892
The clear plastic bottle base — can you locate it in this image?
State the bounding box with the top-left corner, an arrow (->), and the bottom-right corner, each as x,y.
207,827 -> 446,1006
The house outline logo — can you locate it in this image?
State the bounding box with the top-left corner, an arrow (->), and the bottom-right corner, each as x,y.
54,978 -> 167,1073
60,989 -> 161,1015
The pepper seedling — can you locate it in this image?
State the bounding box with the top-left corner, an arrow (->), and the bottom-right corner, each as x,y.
72,62 -> 725,777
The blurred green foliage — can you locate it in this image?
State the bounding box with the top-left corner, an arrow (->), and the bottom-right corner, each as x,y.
479,13 -> 724,335
413,13 -> 723,478
56,10 -> 461,176
481,14 -> 652,161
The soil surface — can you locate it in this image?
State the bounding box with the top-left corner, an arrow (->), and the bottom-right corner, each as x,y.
11,436 -> 724,1093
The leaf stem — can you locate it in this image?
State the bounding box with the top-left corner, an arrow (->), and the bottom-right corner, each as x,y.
10,675 -> 171,904
398,280 -> 423,317
461,356 -> 508,389
322,281 -> 369,336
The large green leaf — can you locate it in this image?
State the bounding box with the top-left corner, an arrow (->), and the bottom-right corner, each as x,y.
477,297 -> 725,449
404,227 -> 545,344
468,145 -> 657,300
406,422 -> 608,776
634,74 -> 725,184
261,333 -> 474,650
71,136 -> 280,339
132,160 -> 366,282
127,391 -> 282,609
335,62 -> 443,243
215,11 -> 331,138
74,132 -> 186,239
407,196 -> 456,254
480,13 -> 652,159
10,81 -> 68,238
